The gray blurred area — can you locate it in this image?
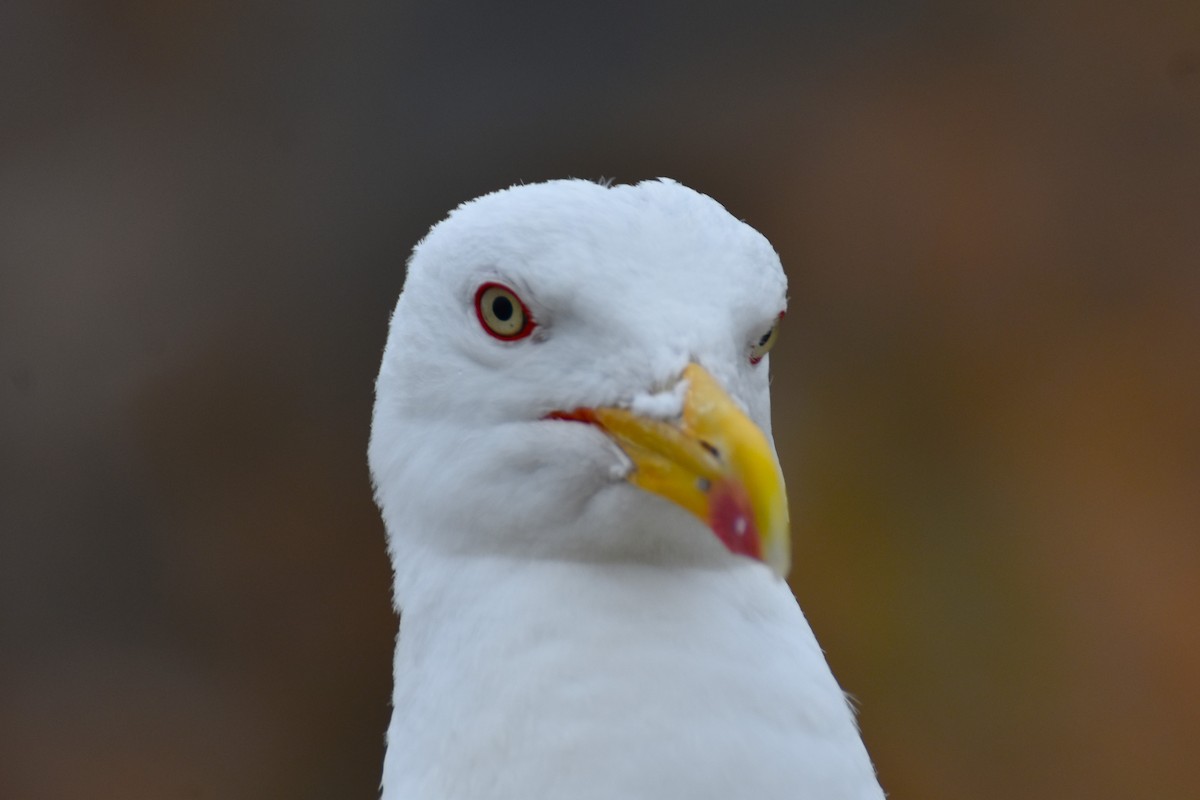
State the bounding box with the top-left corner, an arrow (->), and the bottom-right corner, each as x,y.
2,1 -> 1198,797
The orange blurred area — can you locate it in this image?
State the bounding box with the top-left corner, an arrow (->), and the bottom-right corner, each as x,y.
2,1 -> 1198,798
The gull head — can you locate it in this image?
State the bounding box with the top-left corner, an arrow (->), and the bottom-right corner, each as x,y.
368,179 -> 790,578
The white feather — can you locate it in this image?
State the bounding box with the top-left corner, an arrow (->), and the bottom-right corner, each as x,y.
629,379 -> 688,420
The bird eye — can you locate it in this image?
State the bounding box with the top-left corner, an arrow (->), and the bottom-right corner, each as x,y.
475,283 -> 534,340
749,315 -> 783,364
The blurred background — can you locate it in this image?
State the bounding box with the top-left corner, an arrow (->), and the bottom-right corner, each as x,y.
2,1 -> 1198,797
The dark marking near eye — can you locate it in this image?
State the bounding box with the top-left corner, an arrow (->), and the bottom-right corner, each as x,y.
700,441 -> 720,460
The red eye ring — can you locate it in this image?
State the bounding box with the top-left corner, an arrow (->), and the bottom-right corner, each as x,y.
475,282 -> 536,341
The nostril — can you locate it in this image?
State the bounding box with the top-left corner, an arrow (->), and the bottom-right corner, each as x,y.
700,440 -> 720,460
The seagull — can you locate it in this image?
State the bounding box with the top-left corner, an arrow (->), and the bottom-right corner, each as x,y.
368,179 -> 884,799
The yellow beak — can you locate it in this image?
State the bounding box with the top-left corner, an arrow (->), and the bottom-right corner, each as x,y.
560,364 -> 790,577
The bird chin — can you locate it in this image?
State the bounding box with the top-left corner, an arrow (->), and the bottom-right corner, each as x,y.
579,481 -> 736,572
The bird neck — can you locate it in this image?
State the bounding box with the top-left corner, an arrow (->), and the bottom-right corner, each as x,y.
391,549 -> 794,671
381,551 -> 879,799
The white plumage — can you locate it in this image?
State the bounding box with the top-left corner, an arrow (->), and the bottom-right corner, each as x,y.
369,179 -> 884,799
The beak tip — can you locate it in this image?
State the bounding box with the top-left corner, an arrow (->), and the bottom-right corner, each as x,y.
764,534 -> 791,579
707,480 -> 791,577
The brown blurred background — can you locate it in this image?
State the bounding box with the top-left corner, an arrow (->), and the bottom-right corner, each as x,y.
2,1 -> 1198,798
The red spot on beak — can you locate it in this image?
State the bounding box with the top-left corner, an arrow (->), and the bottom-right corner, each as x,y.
708,479 -> 761,560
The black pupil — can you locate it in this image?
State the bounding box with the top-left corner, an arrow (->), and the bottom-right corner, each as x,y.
759,329 -> 772,346
492,295 -> 514,322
